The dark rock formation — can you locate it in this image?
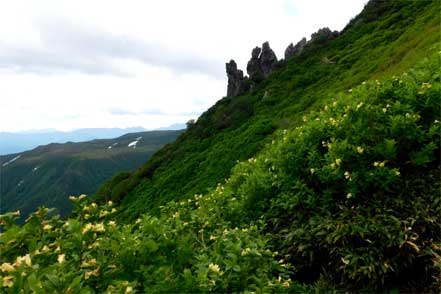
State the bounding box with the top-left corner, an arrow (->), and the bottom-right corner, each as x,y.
246,47 -> 262,81
260,42 -> 278,77
310,27 -> 339,44
226,60 -> 248,97
226,42 -> 279,96
284,37 -> 307,60
246,42 -> 278,83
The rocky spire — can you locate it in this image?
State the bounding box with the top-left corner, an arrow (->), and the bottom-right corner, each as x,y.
246,42 -> 278,83
226,60 -> 248,97
246,47 -> 262,81
284,37 -> 307,60
259,42 -> 278,77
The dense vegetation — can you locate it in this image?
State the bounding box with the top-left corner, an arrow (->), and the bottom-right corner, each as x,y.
0,130 -> 182,220
1,0 -> 440,292
1,54 -> 439,292
95,0 -> 439,223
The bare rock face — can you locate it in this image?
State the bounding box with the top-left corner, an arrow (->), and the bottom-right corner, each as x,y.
284,37 -> 307,60
246,42 -> 278,83
246,47 -> 262,81
226,60 -> 248,97
310,27 -> 339,44
259,42 -> 278,77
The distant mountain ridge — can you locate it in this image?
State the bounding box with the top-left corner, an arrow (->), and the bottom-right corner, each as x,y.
0,124 -> 186,155
0,129 -> 183,220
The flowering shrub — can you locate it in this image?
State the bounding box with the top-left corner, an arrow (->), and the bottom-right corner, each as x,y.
0,193 -> 297,293
221,53 -> 441,291
1,53 -> 439,292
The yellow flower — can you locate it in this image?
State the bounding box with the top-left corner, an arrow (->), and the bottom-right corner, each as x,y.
81,258 -> 97,268
82,223 -> 93,234
241,248 -> 251,256
2,276 -> 13,287
374,161 -> 379,167
79,194 -> 87,200
357,146 -> 364,154
335,158 -> 342,166
43,224 -> 52,231
126,286 -> 133,293
209,235 -> 217,241
57,254 -> 65,264
283,281 -> 290,288
379,161 -> 385,167
16,254 -> 31,267
208,263 -> 223,275
84,267 -> 100,279
1,263 -> 15,273
68,195 -> 77,201
310,168 -> 315,174
382,108 -> 387,113
346,193 -> 353,199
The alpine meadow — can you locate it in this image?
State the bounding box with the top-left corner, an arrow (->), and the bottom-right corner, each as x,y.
1,0 -> 440,292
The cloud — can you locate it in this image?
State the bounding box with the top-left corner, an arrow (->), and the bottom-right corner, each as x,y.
0,18 -> 223,78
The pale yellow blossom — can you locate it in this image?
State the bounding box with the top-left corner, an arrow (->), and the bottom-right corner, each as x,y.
0,263 -> 15,273
57,254 -> 65,264
2,276 -> 13,287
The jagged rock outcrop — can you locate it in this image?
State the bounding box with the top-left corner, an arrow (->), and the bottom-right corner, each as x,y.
226,60 -> 248,97
259,42 -> 278,77
310,27 -> 339,44
246,42 -> 278,83
284,37 -> 307,59
246,47 -> 262,81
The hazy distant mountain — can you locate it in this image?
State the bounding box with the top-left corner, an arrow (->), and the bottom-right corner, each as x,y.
0,124 -> 186,155
0,130 -> 183,220
155,123 -> 186,130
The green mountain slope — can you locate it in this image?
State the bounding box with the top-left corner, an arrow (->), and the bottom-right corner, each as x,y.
0,0 -> 440,292
95,0 -> 439,221
0,130 -> 182,219
1,42 -> 439,294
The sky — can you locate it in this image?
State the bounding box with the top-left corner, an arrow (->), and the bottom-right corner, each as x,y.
0,0 -> 367,132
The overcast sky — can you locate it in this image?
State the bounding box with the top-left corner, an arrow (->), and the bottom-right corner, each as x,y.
0,0 -> 367,132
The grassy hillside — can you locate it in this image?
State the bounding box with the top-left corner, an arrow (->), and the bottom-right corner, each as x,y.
0,0 -> 440,292
0,130 -> 182,220
94,0 -> 439,222
0,49 -> 439,293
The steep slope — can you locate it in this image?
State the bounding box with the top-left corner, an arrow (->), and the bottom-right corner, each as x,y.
0,0 -> 440,292
95,0 -> 439,221
0,43 -> 439,294
0,130 -> 182,219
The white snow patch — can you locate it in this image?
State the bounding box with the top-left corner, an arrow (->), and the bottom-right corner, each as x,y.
32,166 -> 39,172
112,142 -> 118,146
128,140 -> 138,147
107,146 -> 112,149
135,136 -> 142,140
2,155 -> 21,167
17,180 -> 24,187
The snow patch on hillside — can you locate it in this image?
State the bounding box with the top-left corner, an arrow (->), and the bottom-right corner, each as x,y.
128,140 -> 138,148
2,155 -> 21,167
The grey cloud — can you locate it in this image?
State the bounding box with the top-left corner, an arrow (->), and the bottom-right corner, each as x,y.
0,19 -> 223,78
